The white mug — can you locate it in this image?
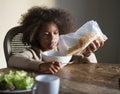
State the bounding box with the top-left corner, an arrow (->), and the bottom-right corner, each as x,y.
32,74 -> 60,94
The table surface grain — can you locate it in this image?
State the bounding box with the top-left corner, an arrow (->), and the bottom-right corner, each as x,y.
0,63 -> 120,94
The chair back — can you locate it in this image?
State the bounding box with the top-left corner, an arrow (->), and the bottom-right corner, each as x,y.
3,26 -> 30,66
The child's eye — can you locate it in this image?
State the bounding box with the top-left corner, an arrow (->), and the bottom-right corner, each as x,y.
54,31 -> 59,35
44,32 -> 49,35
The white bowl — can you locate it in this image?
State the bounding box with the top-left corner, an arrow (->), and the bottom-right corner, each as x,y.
42,50 -> 72,67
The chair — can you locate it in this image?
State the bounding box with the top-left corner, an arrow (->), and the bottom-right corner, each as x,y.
3,26 -> 30,66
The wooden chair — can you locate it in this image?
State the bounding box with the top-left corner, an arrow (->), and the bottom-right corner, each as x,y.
3,26 -> 30,66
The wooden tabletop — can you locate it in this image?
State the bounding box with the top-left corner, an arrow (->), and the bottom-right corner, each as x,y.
0,63 -> 120,94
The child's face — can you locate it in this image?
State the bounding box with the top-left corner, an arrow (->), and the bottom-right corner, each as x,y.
38,22 -> 59,51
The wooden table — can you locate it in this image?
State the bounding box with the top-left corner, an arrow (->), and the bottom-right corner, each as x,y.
0,63 -> 120,94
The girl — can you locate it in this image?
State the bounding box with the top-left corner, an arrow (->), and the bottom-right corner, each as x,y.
8,6 -> 104,74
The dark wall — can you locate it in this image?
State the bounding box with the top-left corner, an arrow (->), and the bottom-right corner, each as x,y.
55,0 -> 120,63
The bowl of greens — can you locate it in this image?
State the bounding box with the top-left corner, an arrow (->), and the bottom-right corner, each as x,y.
0,70 -> 34,93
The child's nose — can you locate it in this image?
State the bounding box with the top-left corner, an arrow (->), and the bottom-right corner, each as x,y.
49,33 -> 55,40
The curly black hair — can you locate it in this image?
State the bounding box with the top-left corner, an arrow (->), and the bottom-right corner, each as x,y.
19,6 -> 76,47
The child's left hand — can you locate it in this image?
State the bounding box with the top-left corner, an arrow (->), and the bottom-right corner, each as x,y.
83,39 -> 104,57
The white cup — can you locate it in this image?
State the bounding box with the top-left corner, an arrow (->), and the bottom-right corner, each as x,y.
32,74 -> 60,94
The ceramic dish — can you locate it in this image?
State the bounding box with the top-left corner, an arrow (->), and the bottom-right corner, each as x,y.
0,89 -> 32,93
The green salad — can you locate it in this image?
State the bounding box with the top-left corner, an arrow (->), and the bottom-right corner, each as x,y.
0,70 -> 34,90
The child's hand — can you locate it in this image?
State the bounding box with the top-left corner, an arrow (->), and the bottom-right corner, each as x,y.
39,62 -> 61,74
83,39 -> 104,57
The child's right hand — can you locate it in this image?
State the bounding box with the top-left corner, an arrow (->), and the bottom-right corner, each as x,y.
39,62 -> 61,74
